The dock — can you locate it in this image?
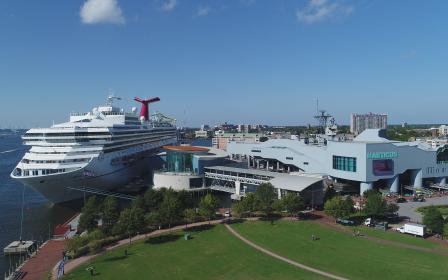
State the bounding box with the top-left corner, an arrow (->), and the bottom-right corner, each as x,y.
3,241 -> 35,255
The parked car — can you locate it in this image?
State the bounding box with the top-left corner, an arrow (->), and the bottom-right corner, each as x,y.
395,197 -> 407,203
224,211 -> 231,217
337,218 -> 355,226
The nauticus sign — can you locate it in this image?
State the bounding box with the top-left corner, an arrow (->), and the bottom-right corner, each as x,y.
367,151 -> 399,159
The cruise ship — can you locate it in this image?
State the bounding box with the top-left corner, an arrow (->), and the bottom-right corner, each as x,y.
11,95 -> 177,203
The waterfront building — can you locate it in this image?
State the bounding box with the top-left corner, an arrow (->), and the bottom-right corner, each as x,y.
153,146 -> 228,191
227,129 -> 448,195
350,113 -> 387,135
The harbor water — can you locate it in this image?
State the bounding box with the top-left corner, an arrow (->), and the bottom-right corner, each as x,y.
0,133 -> 76,276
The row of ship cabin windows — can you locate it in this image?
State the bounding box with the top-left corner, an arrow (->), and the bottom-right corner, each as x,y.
21,169 -> 66,176
22,158 -> 89,164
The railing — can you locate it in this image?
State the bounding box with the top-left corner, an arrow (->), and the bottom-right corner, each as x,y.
204,172 -> 267,185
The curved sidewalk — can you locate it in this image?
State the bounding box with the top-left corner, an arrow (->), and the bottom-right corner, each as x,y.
56,219 -> 225,279
225,224 -> 349,280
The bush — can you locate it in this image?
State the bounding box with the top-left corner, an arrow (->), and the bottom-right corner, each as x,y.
88,240 -> 103,254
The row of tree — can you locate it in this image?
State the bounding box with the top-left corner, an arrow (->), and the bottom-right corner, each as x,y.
324,189 -> 399,220
78,188 -> 221,239
232,183 -> 305,218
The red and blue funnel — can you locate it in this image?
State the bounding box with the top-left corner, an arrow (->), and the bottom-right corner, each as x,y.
134,97 -> 160,121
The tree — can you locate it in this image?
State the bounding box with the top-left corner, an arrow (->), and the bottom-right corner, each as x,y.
144,188 -> 164,211
281,192 -> 305,217
177,190 -> 194,211
183,208 -> 197,229
79,196 -> 99,232
101,196 -> 120,234
116,206 -> 146,243
363,193 -> 388,217
199,193 -> 219,224
159,190 -> 181,228
443,223 -> 448,240
132,196 -> 146,211
145,211 -> 161,230
387,203 -> 399,215
324,196 -> 354,221
232,201 -> 245,218
241,193 -> 257,217
363,189 -> 380,199
423,206 -> 444,235
255,183 -> 277,218
323,186 -> 336,203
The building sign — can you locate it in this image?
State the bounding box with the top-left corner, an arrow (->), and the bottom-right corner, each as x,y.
367,151 -> 398,159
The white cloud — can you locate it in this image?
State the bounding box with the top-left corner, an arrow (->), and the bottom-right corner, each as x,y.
159,0 -> 177,12
80,0 -> 125,24
296,0 -> 353,24
196,6 -> 210,17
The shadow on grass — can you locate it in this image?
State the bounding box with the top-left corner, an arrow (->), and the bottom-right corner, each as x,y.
145,234 -> 181,245
103,254 -> 130,262
183,224 -> 215,233
226,218 -> 245,225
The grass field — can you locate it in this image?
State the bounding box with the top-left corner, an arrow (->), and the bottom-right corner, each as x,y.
63,224 -> 324,280
357,226 -> 439,249
417,205 -> 448,216
232,220 -> 448,280
64,220 -> 448,280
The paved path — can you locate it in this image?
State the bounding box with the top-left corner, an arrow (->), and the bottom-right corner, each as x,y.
224,224 -> 349,280
19,240 -> 65,280
57,219 -> 226,279
397,196 -> 448,223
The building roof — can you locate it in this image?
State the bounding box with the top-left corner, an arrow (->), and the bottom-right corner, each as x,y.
205,166 -> 324,192
163,146 -> 209,152
353,129 -> 391,143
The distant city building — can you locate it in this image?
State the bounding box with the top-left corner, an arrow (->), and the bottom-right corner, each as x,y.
439,125 -> 448,136
350,113 -> 387,135
194,129 -> 208,138
212,132 -> 264,150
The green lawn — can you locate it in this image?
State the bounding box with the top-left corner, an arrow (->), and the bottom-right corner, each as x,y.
63,224 -> 324,280
357,226 -> 440,249
417,205 -> 448,216
232,220 -> 448,280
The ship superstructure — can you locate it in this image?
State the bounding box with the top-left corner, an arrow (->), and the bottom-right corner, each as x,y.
11,95 -> 177,203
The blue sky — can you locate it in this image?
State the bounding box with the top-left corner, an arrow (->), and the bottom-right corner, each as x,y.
0,0 -> 447,128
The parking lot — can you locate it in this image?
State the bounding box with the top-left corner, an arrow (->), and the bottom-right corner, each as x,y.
398,196 -> 448,223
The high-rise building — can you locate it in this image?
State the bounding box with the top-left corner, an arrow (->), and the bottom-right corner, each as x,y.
439,125 -> 448,136
350,113 -> 387,135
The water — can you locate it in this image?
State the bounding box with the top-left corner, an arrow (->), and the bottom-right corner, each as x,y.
0,133 -> 75,276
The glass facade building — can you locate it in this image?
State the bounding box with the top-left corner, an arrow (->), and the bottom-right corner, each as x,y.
333,156 -> 357,172
166,151 -> 194,173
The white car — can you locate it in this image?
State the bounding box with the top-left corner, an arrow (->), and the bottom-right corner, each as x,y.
224,211 -> 231,217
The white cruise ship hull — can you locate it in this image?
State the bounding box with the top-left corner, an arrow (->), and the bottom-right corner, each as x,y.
13,141 -> 173,203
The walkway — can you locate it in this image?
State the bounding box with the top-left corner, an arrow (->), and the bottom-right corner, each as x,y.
224,223 -> 349,280
19,240 -> 66,280
57,219 -> 226,279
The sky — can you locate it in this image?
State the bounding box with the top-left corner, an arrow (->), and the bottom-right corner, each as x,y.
0,0 -> 447,128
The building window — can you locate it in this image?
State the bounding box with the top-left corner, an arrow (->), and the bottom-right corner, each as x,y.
333,156 -> 357,172
286,157 -> 293,160
304,162 -> 309,165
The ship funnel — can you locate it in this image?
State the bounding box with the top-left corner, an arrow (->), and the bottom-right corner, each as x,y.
134,97 -> 160,121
